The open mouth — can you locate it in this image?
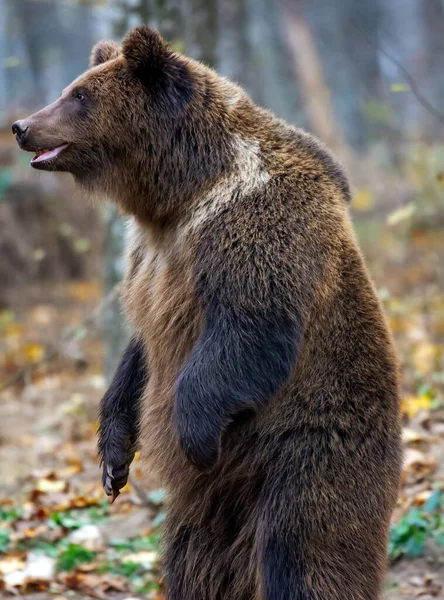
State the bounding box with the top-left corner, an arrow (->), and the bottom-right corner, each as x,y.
31,143 -> 69,165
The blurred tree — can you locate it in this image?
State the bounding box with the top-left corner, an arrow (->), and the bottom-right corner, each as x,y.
380,0 -> 423,133
299,0 -> 382,150
0,0 -> 7,125
2,0 -> 95,110
217,0 -> 306,125
421,0 -> 444,137
112,0 -> 304,121
12,0 -> 51,108
58,0 -> 95,85
103,207 -> 128,382
279,0 -> 347,156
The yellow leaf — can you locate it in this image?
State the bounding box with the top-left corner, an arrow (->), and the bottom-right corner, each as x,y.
353,189 -> 374,211
56,464 -> 83,479
5,322 -> 25,338
387,203 -> 415,225
23,342 -> 45,363
400,394 -> 432,419
390,83 -> 410,92
68,281 -> 102,302
35,478 -> 67,493
413,342 -> 442,374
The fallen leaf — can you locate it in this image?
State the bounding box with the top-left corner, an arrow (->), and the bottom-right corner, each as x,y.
68,281 -> 102,302
69,525 -> 103,551
353,189 -> 374,212
387,203 -> 415,226
391,82 -> 410,92
0,556 -> 26,575
35,478 -> 68,494
412,342 -> 442,375
122,551 -> 158,568
411,490 -> 433,507
23,552 -> 55,581
402,448 -> 437,484
402,428 -> 427,444
401,395 -> 432,419
23,342 -> 46,363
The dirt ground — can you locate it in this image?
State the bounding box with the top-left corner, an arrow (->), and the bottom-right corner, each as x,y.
0,273 -> 443,598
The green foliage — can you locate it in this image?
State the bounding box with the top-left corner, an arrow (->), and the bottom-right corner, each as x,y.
109,532 -> 161,554
133,533 -> 161,551
0,529 -> 11,553
0,169 -> 13,197
56,544 -> 97,572
384,579 -> 400,592
389,491 -> 444,561
362,99 -> 392,126
407,144 -> 444,216
134,579 -> 160,595
49,504 -> 109,530
119,561 -> 144,577
0,506 -> 22,522
416,380 -> 435,398
0,309 -> 15,329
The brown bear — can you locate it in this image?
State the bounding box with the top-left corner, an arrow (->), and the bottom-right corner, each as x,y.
13,25 -> 402,600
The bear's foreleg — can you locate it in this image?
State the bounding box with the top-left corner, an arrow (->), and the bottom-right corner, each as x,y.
98,336 -> 147,500
174,307 -> 301,471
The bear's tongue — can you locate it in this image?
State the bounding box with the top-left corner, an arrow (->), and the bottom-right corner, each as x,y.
31,144 -> 69,164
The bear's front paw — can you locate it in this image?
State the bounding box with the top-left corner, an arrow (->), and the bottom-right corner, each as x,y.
177,418 -> 222,472
98,425 -> 136,502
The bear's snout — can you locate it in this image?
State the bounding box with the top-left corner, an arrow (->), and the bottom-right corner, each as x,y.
12,120 -> 29,145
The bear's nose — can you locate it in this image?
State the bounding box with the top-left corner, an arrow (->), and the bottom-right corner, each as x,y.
12,121 -> 29,140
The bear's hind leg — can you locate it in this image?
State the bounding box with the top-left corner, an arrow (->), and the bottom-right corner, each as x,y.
260,531 -> 310,600
163,524 -> 191,600
258,477 -> 383,600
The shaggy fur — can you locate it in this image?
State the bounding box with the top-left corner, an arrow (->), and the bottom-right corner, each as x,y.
14,25 -> 402,599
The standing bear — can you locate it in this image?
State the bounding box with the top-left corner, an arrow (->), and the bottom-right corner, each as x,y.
13,25 -> 402,600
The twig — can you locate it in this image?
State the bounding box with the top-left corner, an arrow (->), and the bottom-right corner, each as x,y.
128,473 -> 161,511
352,21 -> 444,126
0,284 -> 121,393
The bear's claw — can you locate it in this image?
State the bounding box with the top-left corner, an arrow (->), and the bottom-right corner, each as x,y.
101,454 -> 135,502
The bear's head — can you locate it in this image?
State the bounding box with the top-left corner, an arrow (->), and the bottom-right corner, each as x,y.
12,26 -> 237,221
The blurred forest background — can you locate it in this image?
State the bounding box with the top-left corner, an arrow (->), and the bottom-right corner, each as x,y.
0,0 -> 444,598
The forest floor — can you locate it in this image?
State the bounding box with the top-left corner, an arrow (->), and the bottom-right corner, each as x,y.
0,267 -> 444,599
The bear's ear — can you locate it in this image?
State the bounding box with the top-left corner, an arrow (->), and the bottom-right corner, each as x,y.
90,40 -> 121,68
122,25 -> 193,106
122,26 -> 169,82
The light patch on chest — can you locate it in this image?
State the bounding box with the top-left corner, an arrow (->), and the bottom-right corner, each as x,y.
184,136 -> 271,234
125,217 -> 160,272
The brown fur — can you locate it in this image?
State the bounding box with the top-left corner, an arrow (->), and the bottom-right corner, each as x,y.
14,26 -> 402,600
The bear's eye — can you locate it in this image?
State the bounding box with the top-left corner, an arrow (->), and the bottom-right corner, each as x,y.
74,92 -> 85,102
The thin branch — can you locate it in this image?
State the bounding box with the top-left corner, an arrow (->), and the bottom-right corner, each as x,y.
128,474 -> 161,511
352,21 -> 444,126
0,284 -> 121,393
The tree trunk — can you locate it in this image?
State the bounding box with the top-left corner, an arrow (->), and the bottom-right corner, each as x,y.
103,207 -> 128,382
279,1 -> 350,160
